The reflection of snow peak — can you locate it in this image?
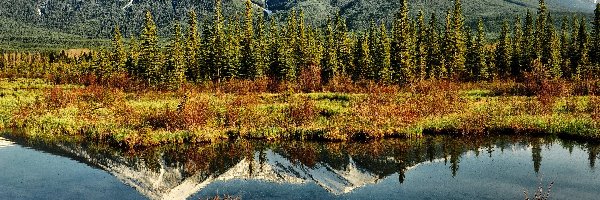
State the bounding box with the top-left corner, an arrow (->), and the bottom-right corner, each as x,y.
0,137 -> 14,149
52,145 -> 391,200
218,150 -> 380,195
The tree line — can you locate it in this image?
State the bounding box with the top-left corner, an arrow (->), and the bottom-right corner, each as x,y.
2,0 -> 600,89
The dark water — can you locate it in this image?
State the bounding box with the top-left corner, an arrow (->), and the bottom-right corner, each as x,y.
0,135 -> 599,200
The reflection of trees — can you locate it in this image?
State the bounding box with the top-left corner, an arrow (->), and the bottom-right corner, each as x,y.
587,143 -> 600,169
531,139 -> 543,174
8,133 -> 600,198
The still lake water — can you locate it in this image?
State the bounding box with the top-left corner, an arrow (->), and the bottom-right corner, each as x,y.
0,135 -> 599,200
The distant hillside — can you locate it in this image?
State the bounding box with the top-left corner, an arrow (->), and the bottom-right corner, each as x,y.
0,0 -> 597,50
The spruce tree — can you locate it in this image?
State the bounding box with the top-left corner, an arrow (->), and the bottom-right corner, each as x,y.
185,10 -> 201,82
270,17 -> 295,81
547,16 -> 562,79
321,20 -> 339,84
391,0 -> 414,83
255,13 -> 268,78
495,21 -> 512,79
166,23 -> 186,88
368,22 -> 381,80
560,17 -> 572,77
334,15 -> 353,77
111,25 -> 127,74
138,11 -> 161,85
576,18 -> 590,79
305,26 -> 323,69
592,4 -> 600,67
535,0 -> 548,63
522,10 -> 536,72
296,10 -> 309,71
240,0 -> 256,79
465,28 -> 476,80
426,13 -> 443,79
379,23 -> 393,83
354,34 -> 372,81
441,11 -> 453,79
415,10 -> 428,80
451,0 -> 467,79
570,16 -> 581,78
474,19 -> 489,80
511,16 -> 523,77
224,16 -> 241,80
126,36 -> 139,76
267,19 -> 286,81
285,10 -> 299,79
209,0 -> 229,82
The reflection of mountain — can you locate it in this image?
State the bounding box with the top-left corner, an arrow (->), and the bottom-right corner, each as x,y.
5,135 -> 600,200
218,150 -> 386,195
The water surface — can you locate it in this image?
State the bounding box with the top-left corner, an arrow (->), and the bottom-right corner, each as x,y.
0,135 -> 599,200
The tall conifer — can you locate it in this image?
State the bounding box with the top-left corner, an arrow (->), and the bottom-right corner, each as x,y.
240,0 -> 256,79
495,21 -> 512,78
138,11 -> 161,85
391,0 -> 414,83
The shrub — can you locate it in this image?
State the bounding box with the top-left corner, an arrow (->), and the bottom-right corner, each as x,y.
287,97 -> 317,126
298,64 -> 322,93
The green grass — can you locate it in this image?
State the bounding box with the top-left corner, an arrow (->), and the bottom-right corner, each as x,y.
2,78 -> 600,149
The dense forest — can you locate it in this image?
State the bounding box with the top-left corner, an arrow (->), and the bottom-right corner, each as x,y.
0,0 -> 597,50
2,0 -> 600,90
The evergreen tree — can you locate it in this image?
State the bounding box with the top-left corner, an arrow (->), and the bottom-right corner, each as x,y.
185,10 -> 201,82
474,19 -> 488,80
255,13 -> 268,78
285,10 -> 299,79
368,22 -> 381,80
560,17 -> 572,77
334,15 -> 354,77
535,0 -> 548,63
511,16 -> 523,77
592,4 -> 600,67
391,0 -> 414,83
166,23 -> 186,88
379,23 -> 393,83
209,0 -> 229,82
465,28 -> 476,80
576,18 -> 590,79
267,19 -> 284,80
441,11 -> 453,79
268,17 -> 295,81
126,36 -> 139,76
224,16 -> 241,79
451,0 -> 467,79
415,10 -> 428,80
321,20 -> 339,84
138,11 -> 161,85
570,16 -> 581,78
426,13 -> 443,79
304,25 -> 323,70
240,0 -> 256,79
522,10 -> 536,72
354,34 -> 372,81
111,25 -> 127,74
495,21 -> 512,79
296,10 -> 309,71
535,0 -> 554,68
547,16 -> 562,79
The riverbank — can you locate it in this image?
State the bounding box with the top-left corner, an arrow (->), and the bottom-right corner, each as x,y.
1,78 -> 600,149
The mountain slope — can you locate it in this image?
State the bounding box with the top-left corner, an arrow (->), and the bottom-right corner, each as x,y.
0,0 -> 596,50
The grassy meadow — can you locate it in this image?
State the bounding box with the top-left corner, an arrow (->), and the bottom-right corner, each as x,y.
1,78 -> 600,149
